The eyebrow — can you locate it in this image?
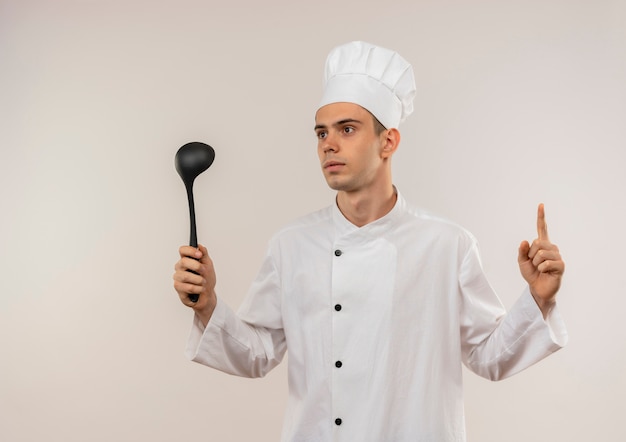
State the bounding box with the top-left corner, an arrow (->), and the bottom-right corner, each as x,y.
314,118 -> 363,131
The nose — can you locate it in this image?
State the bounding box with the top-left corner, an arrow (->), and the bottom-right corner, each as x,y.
321,133 -> 338,153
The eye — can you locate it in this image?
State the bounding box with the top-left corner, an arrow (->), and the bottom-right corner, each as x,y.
316,130 -> 327,140
343,126 -> 355,134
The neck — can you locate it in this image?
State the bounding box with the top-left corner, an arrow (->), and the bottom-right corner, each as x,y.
336,185 -> 397,227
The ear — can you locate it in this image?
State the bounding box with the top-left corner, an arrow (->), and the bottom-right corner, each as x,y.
381,128 -> 400,159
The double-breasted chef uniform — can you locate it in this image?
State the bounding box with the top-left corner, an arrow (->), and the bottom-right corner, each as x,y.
186,192 -> 567,441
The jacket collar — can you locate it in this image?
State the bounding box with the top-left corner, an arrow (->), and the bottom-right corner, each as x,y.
332,187 -> 405,241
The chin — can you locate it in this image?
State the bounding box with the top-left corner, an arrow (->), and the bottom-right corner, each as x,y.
326,181 -> 352,192
323,175 -> 339,187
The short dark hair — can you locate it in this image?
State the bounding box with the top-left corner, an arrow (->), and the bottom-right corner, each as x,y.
372,115 -> 387,135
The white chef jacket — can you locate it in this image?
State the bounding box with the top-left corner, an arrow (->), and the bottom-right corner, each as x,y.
186,191 -> 568,442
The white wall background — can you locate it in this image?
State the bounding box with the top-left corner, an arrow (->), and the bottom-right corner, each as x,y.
1,0 -> 624,441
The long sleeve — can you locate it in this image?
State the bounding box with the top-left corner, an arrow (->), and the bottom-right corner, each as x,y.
185,248 -> 287,378
459,239 -> 568,381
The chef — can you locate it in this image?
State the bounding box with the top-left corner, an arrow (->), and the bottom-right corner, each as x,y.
173,41 -> 568,442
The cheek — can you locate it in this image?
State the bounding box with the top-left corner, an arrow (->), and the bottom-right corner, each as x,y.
317,146 -> 330,168
363,141 -> 382,160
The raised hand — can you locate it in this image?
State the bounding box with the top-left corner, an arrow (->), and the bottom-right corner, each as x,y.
518,204 -> 565,316
173,244 -> 218,326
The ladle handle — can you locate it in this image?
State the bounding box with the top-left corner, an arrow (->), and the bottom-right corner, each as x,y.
186,183 -> 198,248
186,183 -> 200,303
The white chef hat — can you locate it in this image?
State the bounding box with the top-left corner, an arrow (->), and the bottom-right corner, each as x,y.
318,41 -> 416,129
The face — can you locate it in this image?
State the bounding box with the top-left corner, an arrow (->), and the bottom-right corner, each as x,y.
315,102 -> 392,194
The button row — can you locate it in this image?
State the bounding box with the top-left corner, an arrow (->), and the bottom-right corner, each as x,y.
333,249 -> 344,428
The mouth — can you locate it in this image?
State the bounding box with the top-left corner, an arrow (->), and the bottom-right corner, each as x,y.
323,160 -> 345,171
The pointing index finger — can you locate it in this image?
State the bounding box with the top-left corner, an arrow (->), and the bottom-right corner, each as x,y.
537,203 -> 549,241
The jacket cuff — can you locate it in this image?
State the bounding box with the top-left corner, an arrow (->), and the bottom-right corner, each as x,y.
519,286 -> 568,349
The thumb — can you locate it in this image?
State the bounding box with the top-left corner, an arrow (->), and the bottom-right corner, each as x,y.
197,244 -> 210,263
518,240 -> 530,264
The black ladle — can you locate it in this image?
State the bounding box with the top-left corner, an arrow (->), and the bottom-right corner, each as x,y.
175,141 -> 215,302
